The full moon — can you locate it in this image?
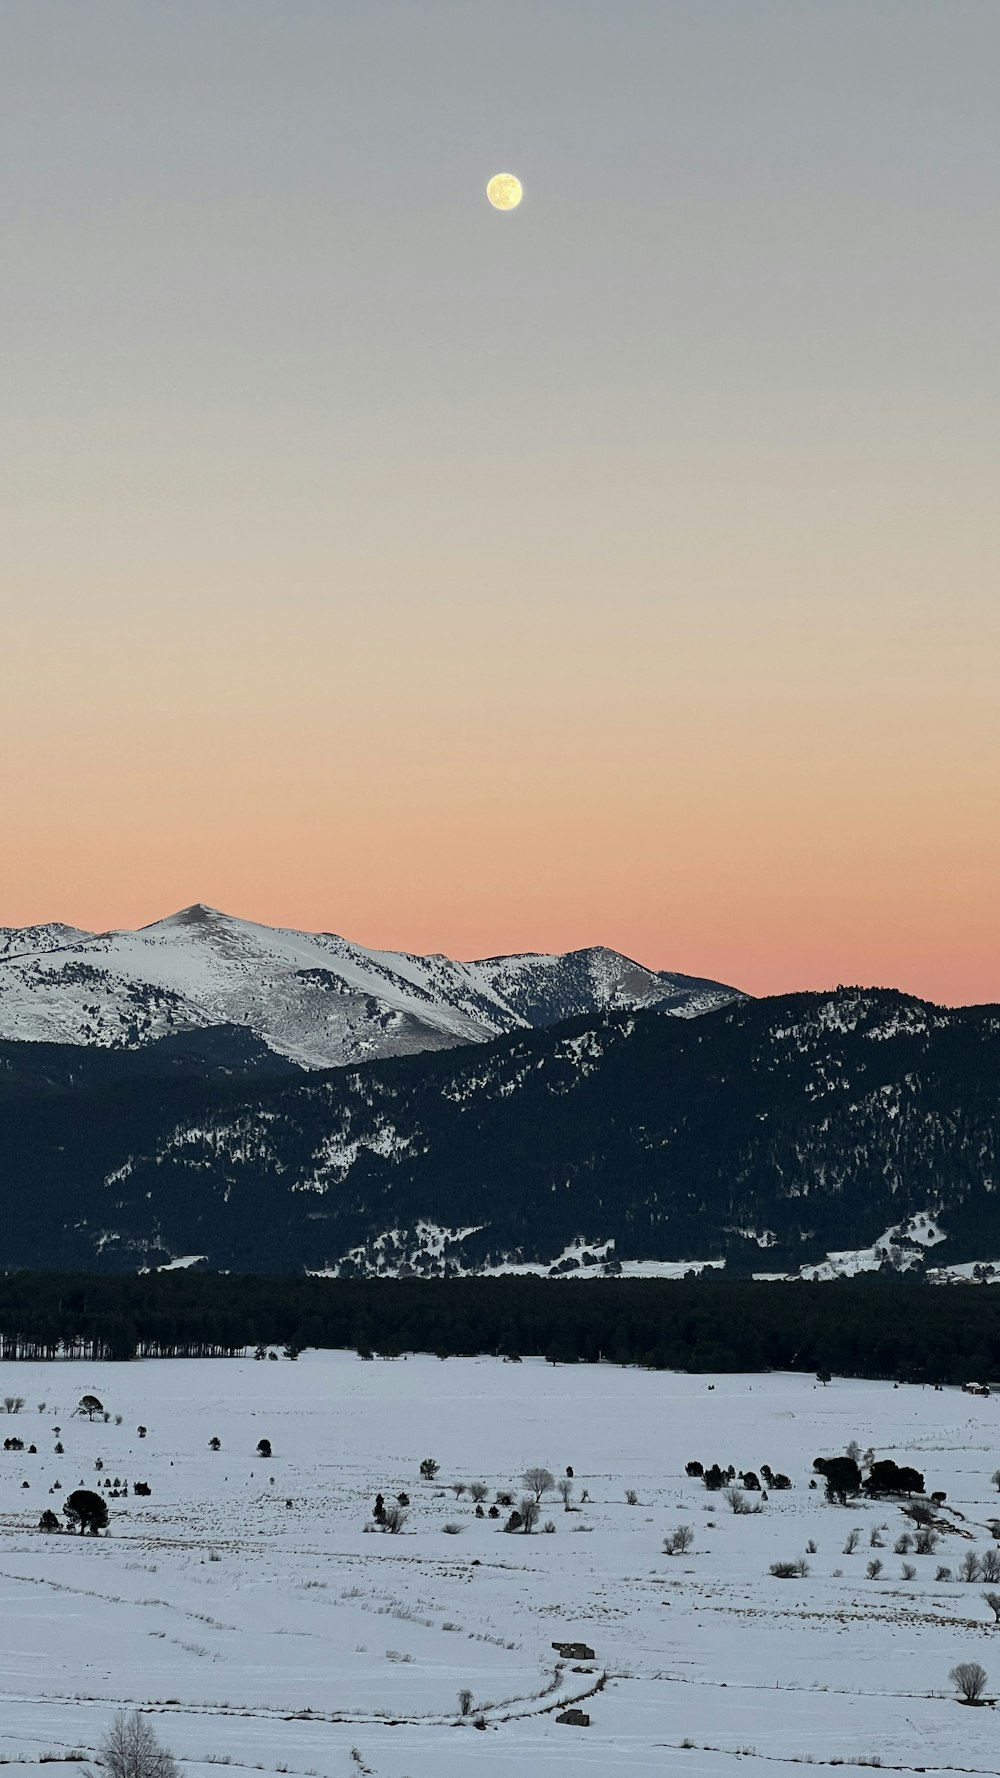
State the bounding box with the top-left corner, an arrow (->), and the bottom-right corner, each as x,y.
486,172 -> 523,211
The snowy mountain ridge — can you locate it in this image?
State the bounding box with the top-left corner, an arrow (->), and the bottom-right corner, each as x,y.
4,982 -> 999,1277
0,921 -> 90,962
0,903 -> 740,1070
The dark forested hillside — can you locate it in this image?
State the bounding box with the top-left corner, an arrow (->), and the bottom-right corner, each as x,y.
0,1026 -> 302,1102
1,986 -> 999,1277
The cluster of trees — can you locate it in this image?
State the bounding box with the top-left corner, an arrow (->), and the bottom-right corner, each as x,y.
376,1460 -> 574,1536
688,1459 -> 792,1492
38,1487 -> 109,1534
5,1274 -> 1000,1379
813,1454 -> 932,1503
1,1390 -> 153,1509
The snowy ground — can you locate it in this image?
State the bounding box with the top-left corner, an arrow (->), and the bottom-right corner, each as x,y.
2,1354 -> 1000,1778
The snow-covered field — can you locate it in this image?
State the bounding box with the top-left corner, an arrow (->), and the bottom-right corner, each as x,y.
2,1354 -> 1000,1778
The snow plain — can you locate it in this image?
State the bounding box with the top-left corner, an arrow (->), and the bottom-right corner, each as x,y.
2,1354 -> 1000,1778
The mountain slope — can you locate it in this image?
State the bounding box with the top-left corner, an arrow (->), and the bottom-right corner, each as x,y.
1,986 -> 998,1277
0,904 -> 739,1069
0,1026 -> 300,1104
466,947 -> 732,1024
0,922 -> 90,962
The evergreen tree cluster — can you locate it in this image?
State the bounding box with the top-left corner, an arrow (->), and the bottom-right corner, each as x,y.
1,1273 -> 1000,1381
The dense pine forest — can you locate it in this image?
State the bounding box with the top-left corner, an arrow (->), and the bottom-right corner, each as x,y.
1,1273 -> 999,1382
2,987 -> 1000,1278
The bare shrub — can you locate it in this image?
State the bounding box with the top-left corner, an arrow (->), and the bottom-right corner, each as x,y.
936,1565 -> 953,1581
469,1482 -> 488,1504
770,1559 -> 809,1579
724,1486 -> 760,1515
843,1528 -> 861,1554
458,1688 -> 473,1716
382,1504 -> 408,1534
959,1551 -> 983,1584
522,1467 -> 554,1502
442,1522 -> 463,1535
806,1540 -> 818,1555
97,1711 -> 178,1778
983,1591 -> 1000,1622
894,1533 -> 912,1555
664,1524 -> 694,1556
914,1527 -> 938,1555
869,1528 -> 884,1549
451,1482 -> 466,1498
625,1489 -> 639,1506
518,1496 -> 541,1533
866,1559 -> 883,1579
557,1478 -> 574,1509
981,1549 -> 1000,1583
542,1519 -> 556,1533
901,1563 -> 916,1580
950,1661 -> 988,1703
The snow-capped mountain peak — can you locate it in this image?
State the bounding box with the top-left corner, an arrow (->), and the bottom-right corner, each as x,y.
0,906 -> 741,1070
143,902 -> 224,929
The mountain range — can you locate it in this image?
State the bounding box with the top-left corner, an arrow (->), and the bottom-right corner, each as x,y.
1,955 -> 998,1280
0,904 -> 739,1069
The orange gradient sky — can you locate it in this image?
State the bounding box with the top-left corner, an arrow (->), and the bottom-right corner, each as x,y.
2,2 -> 998,1004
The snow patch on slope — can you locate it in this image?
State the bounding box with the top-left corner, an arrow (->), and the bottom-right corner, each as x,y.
927,1259 -> 1000,1284
750,1210 -> 948,1282
308,1230 -> 724,1281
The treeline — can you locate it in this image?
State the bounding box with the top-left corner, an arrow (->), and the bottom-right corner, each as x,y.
1,1274 -> 1000,1381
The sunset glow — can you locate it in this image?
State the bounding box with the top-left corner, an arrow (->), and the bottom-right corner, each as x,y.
2,2 -> 997,1007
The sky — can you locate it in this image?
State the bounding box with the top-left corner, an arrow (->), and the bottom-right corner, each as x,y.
1,1 -> 998,1004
